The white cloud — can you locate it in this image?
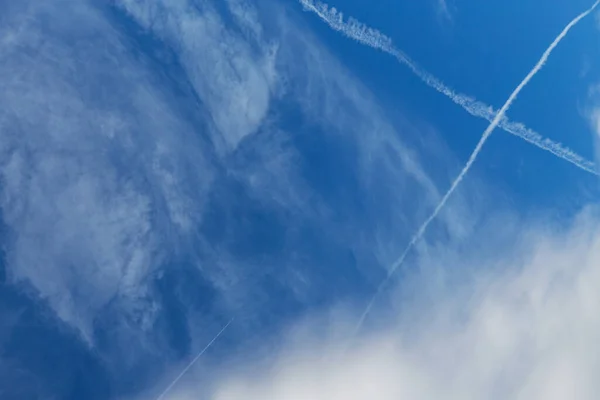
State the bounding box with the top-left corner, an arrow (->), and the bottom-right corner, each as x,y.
117,0 -> 280,152
206,208 -> 600,400
226,0 -> 265,41
0,0 -> 214,342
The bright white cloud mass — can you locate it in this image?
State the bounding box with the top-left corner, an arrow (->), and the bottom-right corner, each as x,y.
207,208 -> 600,400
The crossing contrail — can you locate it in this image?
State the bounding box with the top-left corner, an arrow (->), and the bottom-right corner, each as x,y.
155,318 -> 234,400
300,0 -> 599,176
350,0 -> 600,334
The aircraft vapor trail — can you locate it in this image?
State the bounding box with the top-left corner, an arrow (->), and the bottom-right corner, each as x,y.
299,0 -> 599,176
155,318 -> 234,400
350,0 -> 600,335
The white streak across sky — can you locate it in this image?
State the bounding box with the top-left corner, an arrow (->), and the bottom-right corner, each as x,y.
350,0 -> 600,335
155,319 -> 234,400
300,0 -> 599,176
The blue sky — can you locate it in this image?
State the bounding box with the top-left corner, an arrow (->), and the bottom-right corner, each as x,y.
1,0 -> 600,399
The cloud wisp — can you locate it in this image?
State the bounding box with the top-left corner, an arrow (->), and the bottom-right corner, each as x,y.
299,0 -> 599,176
351,0 -> 600,335
118,0 -> 279,153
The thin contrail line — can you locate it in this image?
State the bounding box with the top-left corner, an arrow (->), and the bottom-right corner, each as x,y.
300,0 -> 599,176
350,0 -> 600,335
155,318 -> 234,400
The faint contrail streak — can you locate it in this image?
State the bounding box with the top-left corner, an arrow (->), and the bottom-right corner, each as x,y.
155,318 -> 234,400
350,0 -> 600,335
299,0 -> 599,176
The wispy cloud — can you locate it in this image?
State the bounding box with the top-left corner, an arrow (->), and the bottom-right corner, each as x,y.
0,0 -> 463,397
117,0 -> 280,153
0,0 -> 201,343
299,0 -> 599,176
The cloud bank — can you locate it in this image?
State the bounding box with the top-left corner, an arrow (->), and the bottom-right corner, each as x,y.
207,207 -> 600,400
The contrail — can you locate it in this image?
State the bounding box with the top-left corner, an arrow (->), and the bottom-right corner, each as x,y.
299,0 -> 599,176
350,0 -> 600,334
155,318 -> 234,400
